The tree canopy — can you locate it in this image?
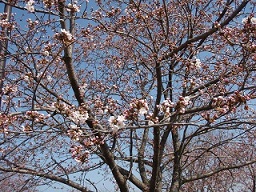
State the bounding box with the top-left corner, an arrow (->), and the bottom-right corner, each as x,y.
0,0 -> 256,191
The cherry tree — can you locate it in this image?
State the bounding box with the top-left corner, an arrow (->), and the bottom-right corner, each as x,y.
0,0 -> 256,191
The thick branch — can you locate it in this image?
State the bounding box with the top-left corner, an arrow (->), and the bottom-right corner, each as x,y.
58,2 -> 129,191
99,142 -> 129,192
118,166 -> 148,191
138,129 -> 150,184
150,61 -> 162,192
58,1 -> 84,106
0,166 -> 89,192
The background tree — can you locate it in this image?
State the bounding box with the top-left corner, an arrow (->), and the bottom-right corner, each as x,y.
0,0 -> 255,191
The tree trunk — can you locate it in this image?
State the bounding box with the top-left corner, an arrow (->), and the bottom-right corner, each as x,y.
0,1 -> 12,109
169,129 -> 181,192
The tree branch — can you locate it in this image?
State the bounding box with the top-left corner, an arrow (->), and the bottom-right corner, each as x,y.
182,159 -> 256,183
0,166 -> 89,192
161,0 -> 250,61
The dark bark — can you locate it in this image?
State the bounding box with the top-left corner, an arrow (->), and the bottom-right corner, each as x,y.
58,2 -> 129,191
149,61 -> 162,192
169,129 -> 182,192
138,129 -> 150,186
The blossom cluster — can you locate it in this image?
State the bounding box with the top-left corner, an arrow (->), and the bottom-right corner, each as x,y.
69,136 -> 104,162
55,29 -> 74,44
185,58 -> 202,71
242,17 -> 256,25
50,102 -> 89,124
202,92 -> 251,122
175,96 -> 191,114
106,96 -> 194,131
105,99 -> 149,133
41,50 -> 50,56
41,43 -> 54,57
0,13 -> 15,31
69,110 -> 89,124
2,84 -> 17,96
70,145 -> 89,163
158,99 -> 175,117
124,99 -> 149,120
193,58 -> 202,69
108,115 -> 125,133
0,113 -> 16,132
42,0 -> 57,9
26,18 -> 39,29
67,2 -> 80,12
67,124 -> 83,141
211,92 -> 250,111
25,0 -> 35,12
25,110 -> 50,123
83,136 -> 105,147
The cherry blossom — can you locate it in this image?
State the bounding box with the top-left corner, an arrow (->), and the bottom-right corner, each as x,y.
108,115 -> 126,133
158,99 -> 175,116
67,125 -> 83,141
2,84 -> 17,95
194,58 -> 201,69
69,110 -> 89,124
41,50 -> 49,56
54,29 -> 74,44
0,1 -> 255,191
67,2 -> 80,12
25,0 -> 35,12
124,99 -> 149,120
242,17 -> 256,25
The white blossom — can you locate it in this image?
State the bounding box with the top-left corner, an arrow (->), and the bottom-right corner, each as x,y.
242,17 -> 256,25
162,99 -> 175,108
252,17 -> 256,24
36,72 -> 43,78
42,50 -> 49,56
139,107 -> 148,115
108,115 -> 125,133
46,75 -> 52,82
183,96 -> 190,106
69,111 -> 89,124
25,0 -> 35,12
60,29 -> 73,40
67,3 -> 80,12
138,99 -> 149,115
195,58 -> 201,69
2,84 -> 18,95
116,115 -> 125,128
159,99 -> 175,116
23,75 -> 30,82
